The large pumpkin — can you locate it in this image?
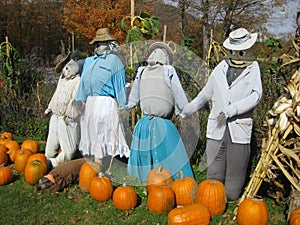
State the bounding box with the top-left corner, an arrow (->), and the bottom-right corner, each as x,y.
148,185 -> 175,214
21,139 -> 39,154
0,166 -> 13,185
14,149 -> 33,172
79,161 -> 99,193
27,153 -> 47,166
236,197 -> 269,225
171,171 -> 198,206
168,203 -> 211,225
196,179 -> 226,216
290,207 -> 300,225
113,184 -> 138,211
90,173 -> 113,202
146,166 -> 173,193
24,159 -> 47,185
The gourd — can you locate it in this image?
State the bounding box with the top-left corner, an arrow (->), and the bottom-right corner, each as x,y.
168,203 -> 211,225
171,171 -> 198,206
113,183 -> 137,211
0,166 -> 13,185
146,166 -> 173,193
196,179 -> 226,216
24,159 -> 47,185
79,161 -> 99,193
21,139 -> 39,154
236,197 -> 269,225
90,173 -> 113,202
148,185 -> 175,214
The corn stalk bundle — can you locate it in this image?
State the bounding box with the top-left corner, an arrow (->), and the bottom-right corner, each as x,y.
235,59 -> 300,220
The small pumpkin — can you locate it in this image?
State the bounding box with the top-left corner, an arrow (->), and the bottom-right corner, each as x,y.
0,149 -> 8,165
4,140 -> 20,152
24,159 -> 47,185
236,197 -> 269,225
90,173 -> 113,202
0,132 -> 13,142
171,170 -> 198,206
7,147 -> 19,163
113,183 -> 138,211
79,161 -> 100,193
21,139 -> 39,154
168,203 -> 211,225
290,207 -> 300,225
146,166 -> 173,193
0,166 -> 13,185
148,185 -> 175,214
14,149 -> 33,172
0,144 -> 8,153
196,179 -> 226,216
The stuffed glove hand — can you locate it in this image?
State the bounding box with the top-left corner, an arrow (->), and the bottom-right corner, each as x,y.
225,104 -> 237,118
44,108 -> 51,115
217,111 -> 227,124
180,102 -> 197,118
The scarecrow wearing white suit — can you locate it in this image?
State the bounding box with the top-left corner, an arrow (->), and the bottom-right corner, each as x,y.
45,59 -> 81,168
182,28 -> 262,201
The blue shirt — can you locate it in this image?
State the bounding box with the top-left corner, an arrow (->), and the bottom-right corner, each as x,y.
75,53 -> 126,106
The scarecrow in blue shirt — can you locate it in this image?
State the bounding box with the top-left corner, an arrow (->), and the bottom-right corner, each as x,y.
75,28 -> 130,171
124,42 -> 194,183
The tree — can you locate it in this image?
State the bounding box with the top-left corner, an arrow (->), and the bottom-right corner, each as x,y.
62,0 -> 150,45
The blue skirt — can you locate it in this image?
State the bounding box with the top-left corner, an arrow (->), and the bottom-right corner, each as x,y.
127,115 -> 194,182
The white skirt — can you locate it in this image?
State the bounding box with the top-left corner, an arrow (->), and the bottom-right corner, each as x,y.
79,96 -> 130,159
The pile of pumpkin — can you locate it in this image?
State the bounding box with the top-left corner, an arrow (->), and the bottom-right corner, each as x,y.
0,132 -> 48,186
78,162 -> 269,225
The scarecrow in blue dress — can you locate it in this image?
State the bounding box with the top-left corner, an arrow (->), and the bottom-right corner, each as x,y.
124,42 -> 194,183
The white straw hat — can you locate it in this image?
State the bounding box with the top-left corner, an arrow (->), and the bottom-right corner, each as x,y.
223,28 -> 257,51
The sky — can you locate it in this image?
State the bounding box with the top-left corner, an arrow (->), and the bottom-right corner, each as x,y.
164,0 -> 300,39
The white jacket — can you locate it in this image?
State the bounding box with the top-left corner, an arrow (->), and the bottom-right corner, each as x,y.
191,60 -> 262,144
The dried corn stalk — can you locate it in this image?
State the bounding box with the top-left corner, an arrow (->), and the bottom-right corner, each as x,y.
235,68 -> 300,219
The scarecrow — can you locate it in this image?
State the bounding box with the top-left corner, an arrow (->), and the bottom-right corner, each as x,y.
44,55 -> 81,169
124,41 -> 194,183
182,28 -> 263,201
74,28 -> 129,173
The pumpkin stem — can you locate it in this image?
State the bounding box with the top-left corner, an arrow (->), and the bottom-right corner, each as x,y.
179,170 -> 184,179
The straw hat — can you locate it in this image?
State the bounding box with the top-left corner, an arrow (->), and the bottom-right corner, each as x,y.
223,28 -> 257,51
149,42 -> 174,64
55,52 -> 71,74
89,28 -> 116,45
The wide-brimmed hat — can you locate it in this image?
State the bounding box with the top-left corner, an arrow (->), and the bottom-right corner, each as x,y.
55,52 -> 71,74
89,28 -> 116,45
149,42 -> 174,64
223,28 -> 257,51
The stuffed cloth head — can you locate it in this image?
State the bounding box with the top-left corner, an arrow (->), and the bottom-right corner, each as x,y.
148,42 -> 174,65
62,59 -> 79,79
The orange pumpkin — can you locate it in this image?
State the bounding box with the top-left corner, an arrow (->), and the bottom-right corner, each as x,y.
148,185 -> 176,214
90,173 -> 113,202
21,139 -> 39,154
146,166 -> 173,193
0,132 -> 13,142
0,149 -> 8,165
196,179 -> 226,216
24,159 -> 47,185
113,183 -> 138,211
14,149 -> 33,172
168,203 -> 211,225
4,140 -> 20,152
0,166 -> 13,185
236,197 -> 269,225
290,207 -> 300,225
0,144 -> 8,153
79,161 -> 99,193
7,147 -> 19,163
27,153 -> 47,166
171,171 -> 198,206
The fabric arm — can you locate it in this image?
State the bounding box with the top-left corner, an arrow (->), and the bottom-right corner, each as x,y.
112,58 -> 127,107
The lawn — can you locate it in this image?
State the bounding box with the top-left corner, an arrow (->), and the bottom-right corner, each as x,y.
0,153 -> 288,225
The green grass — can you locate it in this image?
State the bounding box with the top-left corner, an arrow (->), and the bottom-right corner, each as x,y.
0,159 -> 288,225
